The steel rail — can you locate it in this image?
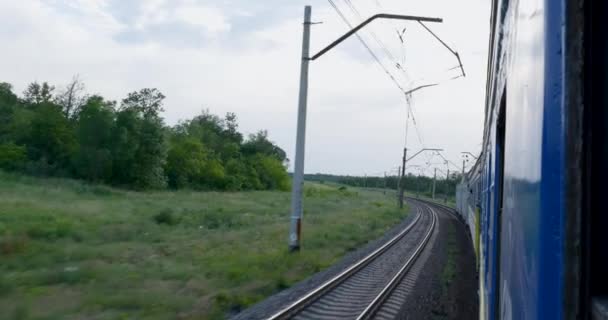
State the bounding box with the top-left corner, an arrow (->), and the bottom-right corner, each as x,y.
266,209 -> 424,320
355,202 -> 438,319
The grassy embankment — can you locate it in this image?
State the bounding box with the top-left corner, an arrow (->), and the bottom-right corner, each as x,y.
0,171 -> 408,320
404,191 -> 456,208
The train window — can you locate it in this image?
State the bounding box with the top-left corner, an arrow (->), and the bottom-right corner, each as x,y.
584,0 -> 608,317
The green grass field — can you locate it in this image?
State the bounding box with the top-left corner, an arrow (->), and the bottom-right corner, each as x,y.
0,171 -> 408,320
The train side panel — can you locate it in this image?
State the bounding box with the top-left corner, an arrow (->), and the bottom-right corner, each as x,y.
499,0 -> 566,319
458,0 -> 570,318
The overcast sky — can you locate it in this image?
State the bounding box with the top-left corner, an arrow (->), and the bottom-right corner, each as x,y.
0,0 -> 489,177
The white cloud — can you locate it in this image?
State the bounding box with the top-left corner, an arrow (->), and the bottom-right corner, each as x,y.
174,4 -> 231,35
134,0 -> 168,30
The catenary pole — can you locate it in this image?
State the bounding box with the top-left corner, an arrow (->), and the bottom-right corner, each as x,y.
398,148 -> 407,208
398,148 -> 442,207
288,6 -> 311,252
383,172 -> 387,194
445,165 -> 449,203
432,168 -> 437,199
288,7 -> 443,252
396,166 -> 401,202
462,159 -> 465,176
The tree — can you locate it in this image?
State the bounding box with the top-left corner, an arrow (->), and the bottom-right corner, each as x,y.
0,83 -> 18,106
132,115 -> 167,189
0,143 -> 26,171
165,137 -> 208,189
23,82 -> 55,105
242,130 -> 287,163
55,75 -> 87,118
72,96 -> 115,181
251,154 -> 290,191
0,83 -> 18,142
26,102 -> 76,174
224,112 -> 243,144
111,109 -> 139,185
0,80 -> 291,192
121,88 -> 165,117
113,88 -> 168,189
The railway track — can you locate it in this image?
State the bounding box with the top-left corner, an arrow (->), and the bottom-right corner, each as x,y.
266,200 -> 440,320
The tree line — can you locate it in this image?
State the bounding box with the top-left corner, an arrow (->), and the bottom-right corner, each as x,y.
0,78 -> 290,191
305,172 -> 462,199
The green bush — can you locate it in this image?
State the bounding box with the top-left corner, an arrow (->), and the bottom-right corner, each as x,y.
26,220 -> 73,240
0,233 -> 28,256
200,210 -> 241,229
153,209 -> 180,226
0,143 -> 26,171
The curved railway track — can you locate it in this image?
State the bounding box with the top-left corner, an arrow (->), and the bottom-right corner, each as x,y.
267,199 -> 443,320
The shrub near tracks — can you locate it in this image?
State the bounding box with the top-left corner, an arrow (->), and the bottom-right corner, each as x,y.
0,173 -> 407,320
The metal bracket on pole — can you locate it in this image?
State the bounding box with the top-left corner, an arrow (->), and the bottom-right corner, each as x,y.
309,14 -> 442,61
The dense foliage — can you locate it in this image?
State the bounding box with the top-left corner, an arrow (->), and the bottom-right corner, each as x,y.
0,80 -> 290,191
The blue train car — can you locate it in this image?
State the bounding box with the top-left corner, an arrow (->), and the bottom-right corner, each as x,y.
456,0 -> 607,318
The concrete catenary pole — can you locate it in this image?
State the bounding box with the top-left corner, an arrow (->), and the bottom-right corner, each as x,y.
432,168 -> 437,199
288,6 -> 311,252
462,159 -> 466,176
416,169 -> 421,198
398,148 -> 407,208
445,165 -> 449,203
396,166 -> 401,202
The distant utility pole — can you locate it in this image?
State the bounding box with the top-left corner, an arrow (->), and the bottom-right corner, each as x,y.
396,166 -> 401,202
288,6 -> 442,252
398,148 -> 442,208
383,172 -> 387,194
432,168 -> 437,199
445,162 -> 449,204
398,148 -> 407,207
462,159 -> 466,176
416,169 -> 422,198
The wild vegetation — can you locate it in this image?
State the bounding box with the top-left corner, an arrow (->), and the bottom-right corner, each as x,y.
0,79 -> 289,191
0,171 -> 408,319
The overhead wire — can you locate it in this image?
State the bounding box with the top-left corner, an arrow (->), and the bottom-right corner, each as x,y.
326,0 -> 426,149
326,0 -> 405,94
367,0 -> 425,148
436,152 -> 462,171
352,0 -> 424,147
342,0 -> 401,70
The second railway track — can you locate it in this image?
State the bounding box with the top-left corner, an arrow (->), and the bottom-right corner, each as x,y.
267,199 -> 441,320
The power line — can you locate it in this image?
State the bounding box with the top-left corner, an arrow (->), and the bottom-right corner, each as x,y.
342,0 -> 424,148
326,0 -> 405,94
363,0 -> 424,147
342,0 -> 401,69
326,0 -> 426,148
371,0 -> 412,74
436,151 -> 461,171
